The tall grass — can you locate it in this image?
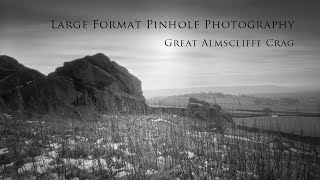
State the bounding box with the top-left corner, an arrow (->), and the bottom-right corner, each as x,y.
0,91 -> 319,179
1,110 -> 319,179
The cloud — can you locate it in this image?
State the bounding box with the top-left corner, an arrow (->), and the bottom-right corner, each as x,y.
1,0 -> 319,90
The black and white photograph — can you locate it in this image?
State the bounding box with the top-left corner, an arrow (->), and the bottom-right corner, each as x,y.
1,0 -> 320,179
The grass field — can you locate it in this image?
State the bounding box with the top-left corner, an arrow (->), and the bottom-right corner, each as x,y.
234,116 -> 320,137
1,110 -> 319,180
147,92 -> 320,114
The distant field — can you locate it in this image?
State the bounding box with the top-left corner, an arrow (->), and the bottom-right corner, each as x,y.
234,116 -> 320,137
147,93 -> 320,138
147,94 -> 320,113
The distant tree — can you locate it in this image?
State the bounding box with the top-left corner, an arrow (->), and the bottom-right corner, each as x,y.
262,107 -> 272,114
254,99 -> 262,105
215,92 -> 225,97
281,97 -> 300,105
240,94 -> 250,98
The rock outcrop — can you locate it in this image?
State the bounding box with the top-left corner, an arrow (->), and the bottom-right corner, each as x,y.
186,97 -> 233,132
0,53 -> 147,114
49,53 -> 147,113
0,56 -> 45,95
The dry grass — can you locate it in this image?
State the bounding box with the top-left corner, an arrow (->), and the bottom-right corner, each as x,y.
0,109 -> 319,180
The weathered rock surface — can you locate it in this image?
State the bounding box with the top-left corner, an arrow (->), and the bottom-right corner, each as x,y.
186,97 -> 233,132
49,53 -> 143,97
0,56 -> 45,95
0,55 -> 25,78
0,53 -> 147,114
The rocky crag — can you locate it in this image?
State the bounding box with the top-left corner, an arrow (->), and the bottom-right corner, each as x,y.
0,53 -> 147,114
186,97 -> 233,132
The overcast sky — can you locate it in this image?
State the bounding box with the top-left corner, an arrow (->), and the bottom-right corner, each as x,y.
1,0 -> 320,90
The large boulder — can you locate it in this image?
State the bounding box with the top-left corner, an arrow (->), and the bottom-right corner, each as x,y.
48,53 -> 147,113
49,53 -> 144,98
0,56 -> 45,95
186,97 -> 233,132
0,53 -> 147,114
0,56 -> 78,112
0,55 -> 26,79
